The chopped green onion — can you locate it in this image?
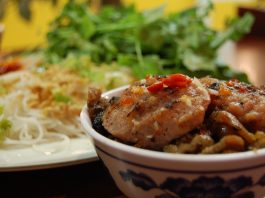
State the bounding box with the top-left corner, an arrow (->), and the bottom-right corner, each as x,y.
0,118 -> 12,143
53,91 -> 72,103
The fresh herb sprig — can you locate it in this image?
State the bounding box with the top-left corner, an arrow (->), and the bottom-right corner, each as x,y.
45,2 -> 254,81
0,106 -> 12,144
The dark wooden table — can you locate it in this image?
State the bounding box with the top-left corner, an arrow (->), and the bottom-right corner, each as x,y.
1,160 -> 123,198
1,35 -> 265,198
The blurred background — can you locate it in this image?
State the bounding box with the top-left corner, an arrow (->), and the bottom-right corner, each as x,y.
0,0 -> 265,86
0,0 -> 263,50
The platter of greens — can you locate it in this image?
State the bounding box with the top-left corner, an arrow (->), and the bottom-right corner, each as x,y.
45,1 -> 254,82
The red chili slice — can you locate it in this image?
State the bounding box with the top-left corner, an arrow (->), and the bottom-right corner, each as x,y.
162,74 -> 191,88
120,97 -> 134,106
0,60 -> 23,75
238,86 -> 247,93
147,82 -> 164,93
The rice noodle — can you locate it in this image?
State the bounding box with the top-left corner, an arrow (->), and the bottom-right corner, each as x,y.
0,66 -> 88,153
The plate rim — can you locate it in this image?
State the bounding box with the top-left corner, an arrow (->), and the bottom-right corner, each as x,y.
0,137 -> 98,172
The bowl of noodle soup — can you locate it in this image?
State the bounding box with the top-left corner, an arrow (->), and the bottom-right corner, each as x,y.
80,86 -> 265,198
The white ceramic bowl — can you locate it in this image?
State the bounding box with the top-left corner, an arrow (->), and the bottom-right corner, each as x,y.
80,86 -> 265,198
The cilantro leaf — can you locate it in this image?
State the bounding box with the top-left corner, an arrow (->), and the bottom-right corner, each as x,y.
45,1 -> 254,82
0,118 -> 12,143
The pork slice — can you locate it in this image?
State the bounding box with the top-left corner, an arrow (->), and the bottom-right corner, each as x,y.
103,76 -> 210,149
200,77 -> 265,132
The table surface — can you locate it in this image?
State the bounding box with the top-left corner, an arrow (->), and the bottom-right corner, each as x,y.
2,160 -> 124,198
1,35 -> 265,198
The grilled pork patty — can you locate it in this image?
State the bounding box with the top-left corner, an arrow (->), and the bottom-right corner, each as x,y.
102,74 -> 210,149
200,77 -> 265,132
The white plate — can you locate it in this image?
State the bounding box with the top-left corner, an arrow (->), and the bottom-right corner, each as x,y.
0,137 -> 98,172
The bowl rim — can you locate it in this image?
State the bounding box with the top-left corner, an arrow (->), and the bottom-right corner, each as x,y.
80,86 -> 265,163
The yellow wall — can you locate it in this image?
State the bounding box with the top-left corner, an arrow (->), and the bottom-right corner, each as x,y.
0,0 -> 258,50
0,0 -> 197,50
123,0 -> 195,13
210,0 -> 257,30
1,0 -> 67,50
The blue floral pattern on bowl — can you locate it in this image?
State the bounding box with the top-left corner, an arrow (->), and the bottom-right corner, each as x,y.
119,169 -> 265,198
